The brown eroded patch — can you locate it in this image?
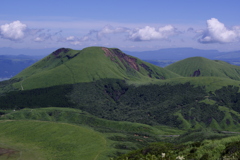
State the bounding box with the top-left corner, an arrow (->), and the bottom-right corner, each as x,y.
102,47 -> 114,57
102,47 -> 139,71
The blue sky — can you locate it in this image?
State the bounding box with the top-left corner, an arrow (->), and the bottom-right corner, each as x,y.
1,0 -> 240,52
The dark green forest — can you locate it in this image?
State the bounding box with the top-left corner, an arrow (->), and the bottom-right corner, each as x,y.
1,79 -> 239,129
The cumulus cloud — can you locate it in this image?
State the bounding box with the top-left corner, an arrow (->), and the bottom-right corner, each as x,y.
75,25 -> 179,43
0,21 -> 27,40
199,18 -> 240,43
0,21 -> 61,43
128,25 -> 178,41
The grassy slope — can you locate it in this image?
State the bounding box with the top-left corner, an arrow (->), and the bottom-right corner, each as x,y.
0,107 -> 183,159
153,76 -> 240,92
12,47 -> 180,90
0,107 -> 179,135
165,57 -> 240,80
0,120 -> 106,160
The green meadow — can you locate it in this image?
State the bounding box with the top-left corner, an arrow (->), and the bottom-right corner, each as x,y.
0,120 -> 106,160
0,107 -> 183,159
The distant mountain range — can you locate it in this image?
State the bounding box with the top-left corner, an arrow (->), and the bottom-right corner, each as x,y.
0,55 -> 40,80
124,47 -> 240,60
0,47 -> 55,56
1,47 -> 240,60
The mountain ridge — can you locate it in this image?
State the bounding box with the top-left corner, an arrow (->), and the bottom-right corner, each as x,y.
11,46 -> 180,90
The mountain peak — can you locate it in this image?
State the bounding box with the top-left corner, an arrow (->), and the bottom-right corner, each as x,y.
11,46 -> 180,90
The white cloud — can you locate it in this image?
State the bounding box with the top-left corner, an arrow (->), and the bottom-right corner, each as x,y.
128,25 -> 178,41
69,25 -> 130,43
0,21 -> 59,43
199,18 -> 240,43
0,21 -> 27,40
78,25 -> 179,42
66,36 -> 75,41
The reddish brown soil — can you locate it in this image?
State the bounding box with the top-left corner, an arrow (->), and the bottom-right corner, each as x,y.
102,47 -> 114,57
102,47 -> 139,71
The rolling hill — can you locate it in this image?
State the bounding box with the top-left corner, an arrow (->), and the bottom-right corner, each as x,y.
165,56 -> 240,80
1,46 -> 240,159
12,47 -> 180,90
0,107 -> 182,159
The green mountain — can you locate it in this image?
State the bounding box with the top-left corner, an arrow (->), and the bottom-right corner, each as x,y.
165,57 -> 240,80
12,47 -> 180,90
1,47 -> 240,159
1,48 -> 240,131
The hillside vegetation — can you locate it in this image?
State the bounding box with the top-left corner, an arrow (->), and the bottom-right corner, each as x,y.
114,133 -> 240,160
1,79 -> 240,132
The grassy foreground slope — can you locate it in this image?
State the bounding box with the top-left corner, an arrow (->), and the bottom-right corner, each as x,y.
0,107 -> 179,135
12,47 -> 180,90
0,107 -> 183,159
165,57 -> 240,80
0,120 -> 106,160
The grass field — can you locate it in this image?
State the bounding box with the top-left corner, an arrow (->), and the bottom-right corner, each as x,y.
0,120 -> 107,160
0,107 -> 183,159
